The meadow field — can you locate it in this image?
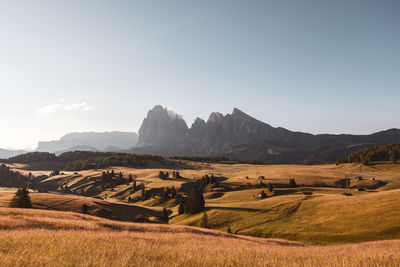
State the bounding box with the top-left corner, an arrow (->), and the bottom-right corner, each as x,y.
1,161 -> 400,266
5,161 -> 400,245
0,207 -> 399,267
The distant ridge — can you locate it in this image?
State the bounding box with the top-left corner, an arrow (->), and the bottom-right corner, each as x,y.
131,105 -> 400,164
0,148 -> 27,159
36,131 -> 138,154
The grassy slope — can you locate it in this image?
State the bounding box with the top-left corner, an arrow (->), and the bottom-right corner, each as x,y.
172,189 -> 400,244
0,192 -> 163,222
6,162 -> 400,245
0,207 -> 399,266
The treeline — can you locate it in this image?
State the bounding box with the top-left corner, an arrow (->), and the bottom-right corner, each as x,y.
170,156 -> 230,163
7,152 -> 58,163
337,142 -> 400,164
4,151 -> 166,171
63,152 -> 164,171
170,156 -> 264,165
0,164 -> 31,188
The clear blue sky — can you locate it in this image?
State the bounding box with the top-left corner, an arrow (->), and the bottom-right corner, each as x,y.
0,0 -> 399,149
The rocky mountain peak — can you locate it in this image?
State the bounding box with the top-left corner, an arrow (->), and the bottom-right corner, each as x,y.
208,112 -> 224,123
137,105 -> 188,147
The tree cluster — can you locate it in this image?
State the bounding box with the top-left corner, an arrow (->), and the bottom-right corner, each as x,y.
0,164 -> 32,188
159,171 -> 169,179
5,151 -> 166,171
161,186 -> 177,198
181,188 -> 205,214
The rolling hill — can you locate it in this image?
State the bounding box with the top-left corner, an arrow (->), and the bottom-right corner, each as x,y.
0,207 -> 398,266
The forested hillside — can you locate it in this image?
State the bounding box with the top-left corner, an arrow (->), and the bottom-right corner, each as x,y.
338,142 -> 400,164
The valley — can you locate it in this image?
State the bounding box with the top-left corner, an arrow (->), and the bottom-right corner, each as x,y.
2,158 -> 400,245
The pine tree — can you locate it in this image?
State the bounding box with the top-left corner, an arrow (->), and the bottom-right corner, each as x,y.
289,178 -> 297,188
268,183 -> 274,193
162,207 -> 169,223
162,187 -> 169,198
361,154 -> 369,166
141,185 -> 146,201
227,226 -> 232,234
81,203 -> 88,214
345,178 -> 351,189
211,174 -> 216,184
178,197 -> 185,215
133,180 -> 137,191
171,186 -> 177,197
390,149 -> 397,163
260,190 -> 267,199
10,188 -> 32,208
201,212 -> 208,228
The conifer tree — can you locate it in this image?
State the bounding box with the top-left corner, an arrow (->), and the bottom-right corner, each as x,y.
163,207 -> 169,223
260,190 -> 267,199
201,212 -> 208,228
227,226 -> 232,234
268,183 -> 274,193
171,186 -> 177,197
133,180 -> 137,191
10,188 -> 32,208
390,149 -> 397,163
162,187 -> 169,198
178,197 -> 185,215
141,185 -> 146,200
81,203 -> 88,214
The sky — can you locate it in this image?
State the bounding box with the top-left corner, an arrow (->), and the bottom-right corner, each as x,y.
0,0 -> 399,149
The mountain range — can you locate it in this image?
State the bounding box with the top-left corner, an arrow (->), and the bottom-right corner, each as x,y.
0,148 -> 28,159
36,131 -> 138,155
132,105 -> 400,164
2,105 -> 399,163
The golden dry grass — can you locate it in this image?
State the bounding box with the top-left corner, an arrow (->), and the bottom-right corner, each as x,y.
172,189 -> 400,244
0,192 -> 163,222
0,207 -> 399,266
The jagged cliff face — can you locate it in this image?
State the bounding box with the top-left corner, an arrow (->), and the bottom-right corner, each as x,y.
136,105 -> 192,155
135,105 -> 310,159
133,105 -> 400,163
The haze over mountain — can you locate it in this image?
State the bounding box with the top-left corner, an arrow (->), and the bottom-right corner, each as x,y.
36,131 -> 138,154
0,148 -> 28,159
133,105 -> 400,163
